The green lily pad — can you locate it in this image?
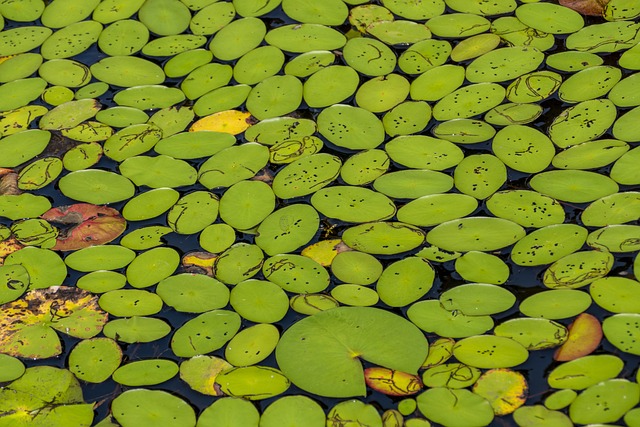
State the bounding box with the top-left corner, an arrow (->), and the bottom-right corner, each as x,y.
511,224 -> 588,266
230,279 -> 289,323
5,247 -> 66,289
548,99 -> 617,148
198,143 -> 269,190
38,59 -> 92,88
10,218 -> 57,248
543,250 -> 613,289
0,366 -> 94,427
112,389 -> 195,427
373,170 -> 454,199
422,363 -> 481,389
417,387 -> 494,427
0,0 -> 45,22
119,155 -> 197,188
377,257 -> 434,307
492,125 -> 555,173
397,194 -> 478,227
284,50 -> 336,78
398,39 -> 451,74
544,390 -> 578,410
413,65 -> 464,101
383,100 -> 432,137
103,316 -> 171,344
39,98 -> 101,131
260,395 -> 325,427
433,83 -> 505,121
197,397 -> 259,427
0,353 -> 25,382
454,251 -> 509,285
427,12 -> 491,38
317,104 -> 385,150
210,17 -> 266,61
62,141 -> 102,171
122,188 -> 180,221
219,180 -> 275,230
340,149 -> 389,185
513,405 -> 572,427
440,283 -> 515,316
331,284 -> 379,307
432,118 -> 496,144
569,379 -> 639,425
246,75 -> 302,120
342,36 -> 396,77
225,323 -> 279,367
40,20 -> 103,60
385,135 -> 464,170
214,243 -> 263,285
0,286 -> 107,358
454,154 -> 507,199
552,139 -> 629,170
302,65 -> 359,109
276,307 -> 428,398
467,46 -> 544,83
266,23 -> 346,52
289,293 -> 340,315
559,65 -> 622,103
427,217 -> 525,252
487,190 -> 565,228
59,170 -> 134,204
96,106 -> 148,128
263,254 -> 330,293
311,186 -> 395,223
215,365 -> 290,400
179,355 -> 231,396
516,2 -> 584,34
450,33 -> 501,62
64,245 -> 135,272
472,369 -> 528,416
119,226 -> 173,250
138,0 -> 191,35
255,204 -> 319,256
142,34 -> 207,57
506,71 -> 562,104
581,192 -> 640,226
167,191 -> 219,235
587,225 -> 640,252
199,224 -> 236,254
269,135 -> 323,164
327,400 -> 382,427
367,20 -> 432,46
282,0 -> 347,25
0,26 -> 52,57
148,106 -> 194,137
548,355 -> 624,390
484,103 -> 543,126
97,20 -> 148,56
529,170 -> 619,203
125,247 -> 179,288
189,2 -> 235,35
180,63 -> 232,100
234,46 -> 284,86
611,146 -> 640,183
0,264 -> 29,305
608,73 -> 640,107
453,335 -> 528,369
0,129 -> 47,167
90,56 -> 165,87
164,48 -> 213,78
99,289 -> 163,317
68,337 -> 121,383
112,359 -> 178,386
329,251 -> 383,286
342,221 -> 426,255
520,289 -> 592,320
407,299 -> 494,338
171,309 -> 241,357
566,21 -> 640,53
494,318 -> 568,350
590,277 -> 640,313
546,51 -> 604,72
156,273 -> 229,313
76,270 -> 126,293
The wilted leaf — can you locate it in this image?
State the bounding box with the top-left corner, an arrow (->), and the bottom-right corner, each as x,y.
364,367 -> 423,396
41,203 -> 126,251
559,0 -> 610,16
554,313 -> 603,361
189,110 -> 255,135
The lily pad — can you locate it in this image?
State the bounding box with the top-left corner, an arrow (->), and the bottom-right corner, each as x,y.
276,307 -> 428,398
68,337 -> 122,383
407,299 -> 494,338
260,395 -> 325,427
103,316 -> 171,344
225,323 -> 279,367
453,335 -> 528,369
511,224 -> 588,266
342,221 -> 425,255
519,289 -> 592,320
112,359 -> 178,386
454,251 -> 509,285
263,254 -> 330,293
197,397 -> 259,427
377,257 -> 435,307
230,279 -> 289,323
156,273 -> 230,313
472,369 -> 528,416
171,309 -> 241,358
112,389 -> 195,427
569,379 -> 639,425
417,387 -> 494,427
548,354 -> 624,390
553,313 -> 602,362
543,250 -> 613,289
494,318 -> 568,350
215,366 -> 290,400
255,204 -> 319,256
440,283 -> 516,316
427,217 -> 525,252
422,363 -> 481,389
58,170 -> 135,204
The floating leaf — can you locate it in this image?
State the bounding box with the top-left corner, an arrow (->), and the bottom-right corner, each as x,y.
417,387 -> 494,427
276,307 -> 428,398
364,367 -> 423,397
112,389 -> 196,427
548,354 -> 624,390
569,379 -> 639,425
0,286 -> 107,358
553,313 -> 602,361
472,369 -> 528,415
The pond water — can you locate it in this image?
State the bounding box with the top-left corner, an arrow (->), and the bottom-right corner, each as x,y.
1,0 -> 640,426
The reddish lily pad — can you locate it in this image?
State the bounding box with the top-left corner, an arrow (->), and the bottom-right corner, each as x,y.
554,313 -> 602,361
41,204 -> 126,251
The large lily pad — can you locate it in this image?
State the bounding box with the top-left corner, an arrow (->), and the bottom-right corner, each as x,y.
0,286 -> 107,358
276,307 -> 429,398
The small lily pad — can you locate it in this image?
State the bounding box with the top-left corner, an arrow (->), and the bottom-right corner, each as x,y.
408,299 -> 494,338
454,252 -> 509,285
511,224 -> 588,266
472,369 -> 528,416
225,323 -> 279,367
156,273 -> 230,313
377,257 -> 435,307
569,379 -> 639,425
112,359 -> 178,386
417,387 -> 494,427
553,313 -> 602,362
548,354 -> 624,390
494,318 -> 568,350
112,389 -> 195,427
68,338 -> 121,383
520,289 -> 592,320
453,335 -> 528,369
230,279 -> 289,323
171,309 -> 241,358
427,217 -> 525,252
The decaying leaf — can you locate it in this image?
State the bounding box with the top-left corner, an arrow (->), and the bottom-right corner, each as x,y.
189,110 -> 255,135
40,203 -> 126,251
559,0 -> 610,16
554,313 -> 603,361
182,251 -> 218,276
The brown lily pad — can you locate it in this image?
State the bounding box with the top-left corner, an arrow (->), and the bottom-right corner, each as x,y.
559,0 -> 610,16
0,168 -> 19,195
554,313 -> 603,361
40,203 -> 126,251
182,251 -> 218,276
